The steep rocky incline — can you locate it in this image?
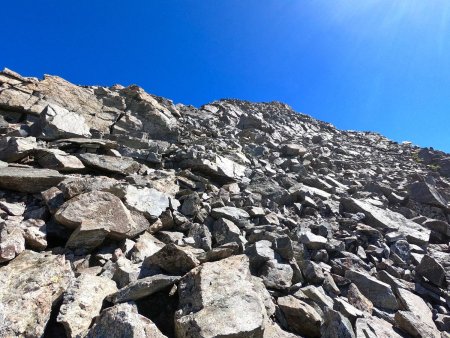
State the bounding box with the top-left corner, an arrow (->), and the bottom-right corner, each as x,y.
1,68 -> 450,338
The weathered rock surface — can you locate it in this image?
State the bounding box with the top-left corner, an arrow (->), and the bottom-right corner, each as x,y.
277,295 -> 322,337
0,250 -> 73,338
87,302 -> 167,338
1,69 -> 450,337
175,255 -> 265,338
55,190 -> 136,238
0,167 -> 65,192
108,274 -> 180,303
345,269 -> 399,311
57,274 -> 118,338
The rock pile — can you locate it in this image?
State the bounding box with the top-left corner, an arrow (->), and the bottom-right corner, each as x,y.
1,68 -> 450,337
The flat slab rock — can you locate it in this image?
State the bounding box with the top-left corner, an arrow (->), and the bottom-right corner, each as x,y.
78,153 -> 141,175
0,167 -> 65,193
0,250 -> 73,338
107,274 -> 180,303
175,255 -> 265,338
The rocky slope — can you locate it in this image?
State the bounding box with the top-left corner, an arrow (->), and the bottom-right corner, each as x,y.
0,67 -> 449,338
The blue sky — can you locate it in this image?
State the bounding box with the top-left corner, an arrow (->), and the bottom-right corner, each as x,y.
2,1 -> 450,152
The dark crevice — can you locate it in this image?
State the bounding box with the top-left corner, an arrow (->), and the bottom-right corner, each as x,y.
43,297 -> 66,338
135,286 -> 179,337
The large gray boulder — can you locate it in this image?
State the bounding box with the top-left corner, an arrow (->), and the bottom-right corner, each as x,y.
55,190 -> 135,234
87,302 -> 167,338
340,198 -> 430,246
408,181 -> 448,208
277,295 -> 322,337
345,269 -> 398,311
175,255 -> 265,338
40,104 -> 91,140
0,250 -> 73,338
143,243 -> 201,275
355,316 -> 403,338
57,274 -> 118,338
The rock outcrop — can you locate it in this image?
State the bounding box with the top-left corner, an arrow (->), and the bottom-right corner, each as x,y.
1,68 -> 450,337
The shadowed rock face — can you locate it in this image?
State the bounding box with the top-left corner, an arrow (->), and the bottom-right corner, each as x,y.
0,68 -> 449,338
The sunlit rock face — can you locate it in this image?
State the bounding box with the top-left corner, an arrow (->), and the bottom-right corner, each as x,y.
0,68 -> 449,337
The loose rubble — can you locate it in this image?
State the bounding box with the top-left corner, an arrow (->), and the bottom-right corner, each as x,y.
1,68 -> 450,337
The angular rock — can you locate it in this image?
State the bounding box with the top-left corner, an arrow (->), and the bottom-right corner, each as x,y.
55,190 -> 135,238
175,255 -> 265,338
143,243 -> 201,275
0,200 -> 25,216
347,283 -> 373,314
355,316 -> 403,338
40,104 -> 91,140
108,274 -> 180,303
259,259 -> 293,290
211,206 -> 250,224
0,251 -> 73,338
19,218 -> 47,250
35,148 -> 85,172
0,136 -> 36,162
299,231 -> 327,249
0,223 -> 25,263
345,269 -> 398,311
415,254 -> 446,287
0,167 -> 65,193
212,217 -> 246,248
120,185 -> 172,220
341,198 -> 430,246
78,153 -> 141,175
408,181 -> 448,208
57,274 -> 118,338
394,310 -> 440,338
277,295 -> 322,337
320,307 -> 355,338
87,302 -> 167,338
396,287 -> 437,330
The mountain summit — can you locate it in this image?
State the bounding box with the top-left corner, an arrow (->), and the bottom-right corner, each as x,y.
0,68 -> 449,337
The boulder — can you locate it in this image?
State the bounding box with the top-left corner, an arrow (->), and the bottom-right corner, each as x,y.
345,269 -> 398,311
0,167 -> 65,193
55,190 -> 135,237
40,104 -> 91,140
394,311 -> 440,338
340,198 -> 430,246
408,181 -> 448,208
57,274 -> 118,338
78,153 -> 141,175
0,251 -> 73,338
415,254 -> 446,287
277,295 -> 322,337
107,274 -> 180,303
175,255 -> 265,338
143,243 -> 201,275
87,302 -> 167,338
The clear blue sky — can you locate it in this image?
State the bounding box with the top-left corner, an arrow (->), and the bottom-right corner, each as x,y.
2,1 -> 450,152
